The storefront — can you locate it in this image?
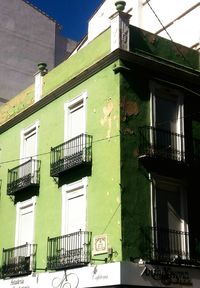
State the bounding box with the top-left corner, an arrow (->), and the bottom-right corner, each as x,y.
1,261 -> 200,288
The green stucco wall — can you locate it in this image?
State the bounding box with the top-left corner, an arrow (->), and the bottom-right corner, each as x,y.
130,26 -> 199,71
42,28 -> 111,97
87,62 -> 121,261
0,85 -> 34,126
0,27 -> 120,270
0,127 -> 20,251
0,24 -> 199,273
0,59 -> 122,269
119,63 -> 152,261
0,28 -> 111,126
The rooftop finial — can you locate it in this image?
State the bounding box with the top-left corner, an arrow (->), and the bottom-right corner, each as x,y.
37,62 -> 48,75
115,1 -> 126,12
38,62 -> 47,71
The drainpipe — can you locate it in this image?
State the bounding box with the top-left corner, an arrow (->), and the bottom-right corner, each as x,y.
109,1 -> 132,52
199,40 -> 200,70
34,62 -> 48,102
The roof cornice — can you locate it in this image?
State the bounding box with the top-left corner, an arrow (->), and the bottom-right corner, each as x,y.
1,49 -> 199,133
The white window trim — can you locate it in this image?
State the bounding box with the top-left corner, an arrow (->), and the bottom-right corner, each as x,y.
150,174 -> 154,232
15,196 -> 36,247
150,175 -> 189,259
64,91 -> 87,142
151,175 -> 188,233
150,82 -> 185,160
20,121 -> 40,163
150,82 -> 184,134
61,177 -> 88,235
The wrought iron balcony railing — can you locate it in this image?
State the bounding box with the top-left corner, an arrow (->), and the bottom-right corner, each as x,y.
138,126 -> 185,162
7,159 -> 41,195
141,226 -> 200,265
50,134 -> 92,177
1,243 -> 37,278
47,230 -> 92,270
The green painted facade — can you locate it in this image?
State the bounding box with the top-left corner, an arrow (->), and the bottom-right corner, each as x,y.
120,68 -> 151,261
0,15 -> 200,284
0,27 -> 122,269
130,26 -> 199,70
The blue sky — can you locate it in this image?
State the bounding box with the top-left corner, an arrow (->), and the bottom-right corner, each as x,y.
28,0 -> 103,41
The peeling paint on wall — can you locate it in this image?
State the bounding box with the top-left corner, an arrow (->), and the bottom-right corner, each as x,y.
0,85 -> 34,125
121,98 -> 139,122
101,98 -> 114,139
130,26 -> 199,69
116,197 -> 120,204
146,32 -> 157,45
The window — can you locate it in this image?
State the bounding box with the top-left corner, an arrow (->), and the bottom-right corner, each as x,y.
64,92 -> 87,142
62,93 -> 88,234
150,83 -> 184,160
61,178 -> 87,235
151,176 -> 189,260
20,121 -> 39,162
15,197 -> 36,247
19,121 -> 39,179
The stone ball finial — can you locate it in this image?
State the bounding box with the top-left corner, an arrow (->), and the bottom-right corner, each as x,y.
115,1 -> 126,12
37,62 -> 48,75
38,62 -> 47,72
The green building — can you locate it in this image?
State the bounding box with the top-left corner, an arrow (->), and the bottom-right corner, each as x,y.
0,1 -> 200,287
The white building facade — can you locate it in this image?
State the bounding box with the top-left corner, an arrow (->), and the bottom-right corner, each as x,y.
87,0 -> 199,51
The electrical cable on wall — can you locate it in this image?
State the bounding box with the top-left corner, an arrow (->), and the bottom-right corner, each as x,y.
1,105 -> 200,166
146,1 -> 197,70
0,134 -> 120,166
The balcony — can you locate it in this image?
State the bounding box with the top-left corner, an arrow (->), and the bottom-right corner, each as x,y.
1,243 -> 37,278
139,126 -> 185,161
141,226 -> 200,265
7,159 -> 41,195
138,126 -> 188,173
50,134 -> 92,177
47,230 -> 92,270
138,126 -> 200,171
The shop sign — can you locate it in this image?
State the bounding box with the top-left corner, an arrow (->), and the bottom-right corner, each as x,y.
142,265 -> 192,286
10,279 -> 29,288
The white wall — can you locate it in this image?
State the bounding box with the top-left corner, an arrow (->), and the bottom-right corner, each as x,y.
87,0 -> 200,50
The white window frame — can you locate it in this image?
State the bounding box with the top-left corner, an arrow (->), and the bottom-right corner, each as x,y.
150,82 -> 184,160
150,82 -> 184,134
152,176 -> 188,230
61,177 -> 88,235
150,175 -> 189,259
15,196 -> 36,247
64,91 -> 87,142
20,121 -> 40,163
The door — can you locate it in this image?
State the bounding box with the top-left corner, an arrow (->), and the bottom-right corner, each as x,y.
65,99 -> 85,161
152,86 -> 184,160
17,204 -> 34,246
23,130 -> 36,160
62,180 -> 86,260
67,101 -> 84,140
15,198 -> 36,256
154,181 -> 188,261
20,126 -> 37,180
62,185 -> 85,235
